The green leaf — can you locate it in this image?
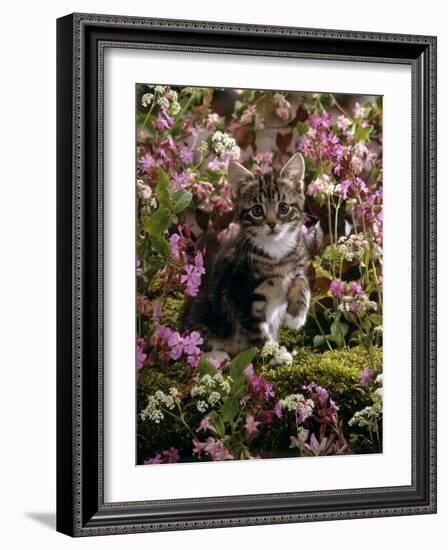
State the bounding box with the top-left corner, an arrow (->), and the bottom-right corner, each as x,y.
222,397 -> 240,423
229,348 -> 257,380
155,169 -> 171,207
313,335 -> 328,348
208,411 -> 225,437
354,125 -> 373,142
296,121 -> 309,136
151,235 -> 171,258
232,380 -> 249,400
172,189 -> 193,213
144,257 -> 164,280
198,355 -> 218,377
320,94 -> 335,108
330,321 -> 349,338
369,313 -> 383,326
144,208 -> 172,235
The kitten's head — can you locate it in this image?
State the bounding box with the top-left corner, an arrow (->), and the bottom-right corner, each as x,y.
228,153 -> 305,257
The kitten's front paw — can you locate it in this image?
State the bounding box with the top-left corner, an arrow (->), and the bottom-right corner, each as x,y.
285,311 -> 307,330
269,350 -> 293,366
205,350 -> 230,365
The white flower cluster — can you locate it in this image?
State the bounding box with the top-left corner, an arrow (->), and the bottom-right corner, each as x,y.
198,141 -> 208,154
190,373 -> 232,412
279,394 -> 314,416
349,372 -> 383,428
141,93 -> 154,107
157,96 -> 170,109
140,387 -> 180,424
137,179 -> 157,208
211,131 -> 240,159
348,398 -> 381,428
307,174 -> 336,198
260,341 -> 293,366
338,294 -> 378,315
146,85 -> 181,115
337,233 -> 369,262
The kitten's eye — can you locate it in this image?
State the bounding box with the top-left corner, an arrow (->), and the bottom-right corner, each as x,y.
278,202 -> 289,215
251,204 -> 264,218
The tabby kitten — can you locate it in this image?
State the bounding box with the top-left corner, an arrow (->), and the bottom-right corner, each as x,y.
183,152 -> 310,355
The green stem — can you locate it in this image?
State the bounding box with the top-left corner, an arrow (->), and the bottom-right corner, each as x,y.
327,197 -> 333,245
313,304 -> 333,351
171,94 -> 197,133
334,197 -> 341,244
142,102 -> 155,127
163,405 -> 196,439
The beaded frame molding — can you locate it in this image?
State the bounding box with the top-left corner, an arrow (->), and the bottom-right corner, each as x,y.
56,13 -> 437,537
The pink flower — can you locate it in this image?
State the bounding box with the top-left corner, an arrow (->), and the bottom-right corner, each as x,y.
274,93 -> 292,120
155,107 -> 174,130
136,258 -> 143,276
360,367 -> 373,387
304,434 -> 328,456
244,414 -> 260,436
144,447 -> 180,464
297,400 -> 313,424
336,178 -> 352,200
136,294 -> 149,316
247,374 -> 275,401
183,331 -> 203,355
244,363 -> 254,376
181,118 -> 197,137
336,115 -> 351,131
330,280 -> 344,298
169,233 -> 182,260
205,113 -> 220,130
194,437 -> 234,461
151,301 -> 163,321
348,282 -> 364,296
136,338 -> 147,369
180,252 -> 206,297
139,152 -> 155,174
167,331 -> 184,360
332,441 -> 349,455
171,170 -> 195,190
274,402 -> 283,418
192,180 -> 214,202
162,135 -> 177,153
180,145 -> 194,164
143,453 -> 162,464
198,416 -> 212,432
192,438 -> 207,456
353,102 -> 366,118
240,104 -> 257,124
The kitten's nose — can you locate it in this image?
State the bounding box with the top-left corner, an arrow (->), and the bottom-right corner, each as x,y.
268,222 -> 276,230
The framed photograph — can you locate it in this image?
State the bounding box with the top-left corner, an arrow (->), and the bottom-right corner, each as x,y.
56,13 -> 437,536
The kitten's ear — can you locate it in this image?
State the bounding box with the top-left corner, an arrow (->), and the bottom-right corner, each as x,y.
228,160 -> 255,198
280,152 -> 305,192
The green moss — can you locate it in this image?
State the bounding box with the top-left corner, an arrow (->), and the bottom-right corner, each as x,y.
256,346 -> 382,454
161,292 -> 185,328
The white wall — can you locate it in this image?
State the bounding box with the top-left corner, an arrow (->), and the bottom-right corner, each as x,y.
0,1 -> 444,548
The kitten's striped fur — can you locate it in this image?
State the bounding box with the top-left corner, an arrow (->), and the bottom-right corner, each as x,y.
183,153 -> 310,355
